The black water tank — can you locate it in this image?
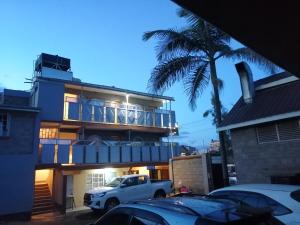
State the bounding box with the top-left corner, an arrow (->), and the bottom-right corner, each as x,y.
35,53 -> 71,72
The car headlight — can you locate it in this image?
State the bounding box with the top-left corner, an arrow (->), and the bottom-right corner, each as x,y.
94,192 -> 106,198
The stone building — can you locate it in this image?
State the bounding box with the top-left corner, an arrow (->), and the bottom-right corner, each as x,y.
0,89 -> 40,220
218,62 -> 300,184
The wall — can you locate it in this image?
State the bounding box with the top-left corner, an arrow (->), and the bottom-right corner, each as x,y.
0,109 -> 39,218
37,80 -> 65,121
231,127 -> 300,183
0,110 -> 36,154
0,154 -> 35,218
169,155 -> 209,194
53,169 -> 64,206
3,89 -> 30,106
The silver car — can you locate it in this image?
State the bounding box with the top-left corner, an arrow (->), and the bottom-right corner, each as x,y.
88,197 -> 279,225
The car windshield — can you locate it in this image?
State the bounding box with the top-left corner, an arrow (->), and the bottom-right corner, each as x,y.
105,178 -> 124,187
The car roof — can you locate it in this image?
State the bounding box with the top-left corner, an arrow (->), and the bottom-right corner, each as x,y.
116,203 -> 198,225
211,184 -> 300,193
120,198 -> 273,224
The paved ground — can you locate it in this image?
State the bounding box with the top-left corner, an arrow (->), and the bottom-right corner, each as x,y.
1,210 -> 103,225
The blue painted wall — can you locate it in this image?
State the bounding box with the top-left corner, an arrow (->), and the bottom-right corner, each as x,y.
37,80 -> 65,121
0,110 -> 40,217
0,154 -> 35,216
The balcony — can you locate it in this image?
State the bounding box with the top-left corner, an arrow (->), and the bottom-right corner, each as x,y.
64,98 -> 176,129
38,139 -> 180,166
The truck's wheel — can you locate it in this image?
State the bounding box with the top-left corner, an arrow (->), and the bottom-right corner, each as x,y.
154,190 -> 166,198
104,198 -> 120,212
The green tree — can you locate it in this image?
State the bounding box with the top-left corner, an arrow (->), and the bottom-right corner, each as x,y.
143,9 -> 276,186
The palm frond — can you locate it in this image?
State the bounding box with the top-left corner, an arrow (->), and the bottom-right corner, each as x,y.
217,78 -> 224,91
177,8 -> 199,27
143,29 -> 203,61
203,110 -> 212,118
222,47 -> 279,73
184,62 -> 210,110
148,56 -> 202,94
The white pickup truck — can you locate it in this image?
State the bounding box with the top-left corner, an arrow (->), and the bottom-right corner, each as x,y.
84,174 -> 173,212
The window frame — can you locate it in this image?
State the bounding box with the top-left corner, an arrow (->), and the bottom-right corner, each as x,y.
0,113 -> 10,137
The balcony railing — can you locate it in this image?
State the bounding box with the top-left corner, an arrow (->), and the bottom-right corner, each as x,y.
38,139 -> 180,165
64,101 -> 176,128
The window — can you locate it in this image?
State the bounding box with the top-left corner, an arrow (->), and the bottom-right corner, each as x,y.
290,189 -> 300,203
256,124 -> 278,143
0,113 -> 9,136
96,213 -> 131,225
123,177 -> 139,187
257,119 -> 300,144
86,173 -> 105,191
131,216 -> 160,225
278,120 -> 300,141
138,176 -> 147,185
39,128 -> 58,139
211,191 -> 291,216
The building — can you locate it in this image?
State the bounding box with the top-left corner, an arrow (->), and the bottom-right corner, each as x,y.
0,89 -> 40,220
218,62 -> 300,184
0,53 -> 180,219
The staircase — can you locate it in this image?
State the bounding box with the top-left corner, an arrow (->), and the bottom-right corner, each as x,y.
32,183 -> 56,215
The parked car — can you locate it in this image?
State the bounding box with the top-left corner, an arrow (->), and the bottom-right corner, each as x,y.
209,184 -> 300,225
88,197 -> 280,225
84,174 -> 172,212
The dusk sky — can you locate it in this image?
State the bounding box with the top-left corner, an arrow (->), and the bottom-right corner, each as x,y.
0,1 -> 273,149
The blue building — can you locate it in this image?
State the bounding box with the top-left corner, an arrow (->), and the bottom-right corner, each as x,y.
0,53 -> 179,219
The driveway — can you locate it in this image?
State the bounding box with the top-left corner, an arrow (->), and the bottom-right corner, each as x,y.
2,210 -> 102,225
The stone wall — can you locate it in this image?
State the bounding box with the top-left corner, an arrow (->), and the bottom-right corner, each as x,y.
169,155 -> 209,194
231,127 -> 300,184
0,110 -> 37,154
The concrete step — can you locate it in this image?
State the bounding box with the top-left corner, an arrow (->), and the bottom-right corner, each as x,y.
31,208 -> 57,216
34,196 -> 52,202
33,201 -> 54,207
35,187 -> 50,191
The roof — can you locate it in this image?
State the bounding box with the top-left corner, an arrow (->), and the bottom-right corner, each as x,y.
0,104 -> 40,113
218,72 -> 300,131
211,184 -> 300,193
36,76 -> 174,101
173,1 -> 300,77
3,89 -> 30,98
254,71 -> 294,88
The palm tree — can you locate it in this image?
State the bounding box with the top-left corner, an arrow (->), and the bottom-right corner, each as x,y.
143,9 -> 276,186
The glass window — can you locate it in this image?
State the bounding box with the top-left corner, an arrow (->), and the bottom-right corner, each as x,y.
131,216 -> 161,225
291,189 -> 300,202
86,173 -> 105,191
123,177 -> 139,187
212,191 -> 292,216
97,213 -> 131,225
138,176 -> 147,185
0,113 -> 9,136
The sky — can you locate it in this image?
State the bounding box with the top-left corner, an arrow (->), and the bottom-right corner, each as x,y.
0,0 -> 274,149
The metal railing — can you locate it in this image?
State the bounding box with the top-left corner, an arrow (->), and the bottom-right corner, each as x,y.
38,139 -> 180,165
64,101 -> 176,128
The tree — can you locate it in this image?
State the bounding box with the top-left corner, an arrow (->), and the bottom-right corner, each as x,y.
143,9 -> 276,186
203,93 -> 227,126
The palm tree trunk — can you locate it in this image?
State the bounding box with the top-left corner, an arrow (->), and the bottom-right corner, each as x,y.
209,59 -> 229,187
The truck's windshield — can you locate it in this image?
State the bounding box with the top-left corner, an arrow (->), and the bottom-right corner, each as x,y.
105,178 -> 125,187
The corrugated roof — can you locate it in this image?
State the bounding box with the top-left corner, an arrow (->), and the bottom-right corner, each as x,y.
219,72 -> 300,130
